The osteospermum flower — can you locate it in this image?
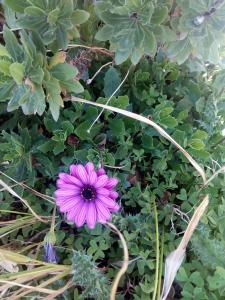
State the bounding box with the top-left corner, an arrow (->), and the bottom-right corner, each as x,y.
55,162 -> 120,229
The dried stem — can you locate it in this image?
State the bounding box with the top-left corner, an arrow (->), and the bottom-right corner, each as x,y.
107,222 -> 129,300
87,61 -> 113,84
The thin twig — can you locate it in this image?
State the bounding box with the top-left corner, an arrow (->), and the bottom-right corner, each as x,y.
67,44 -> 114,57
87,61 -> 113,84
203,165 -> 225,186
0,171 -> 55,204
104,164 -> 126,169
87,68 -> 130,133
0,179 -> 48,223
107,222 -> 129,300
0,27 -> 22,35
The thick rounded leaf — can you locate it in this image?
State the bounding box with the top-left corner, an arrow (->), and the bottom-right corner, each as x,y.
0,45 -> 11,58
95,25 -> 114,41
9,63 -> 25,85
151,6 -> 168,24
24,6 -> 46,17
144,31 -> 157,56
189,139 -> 205,150
71,10 -> 90,25
4,0 -> 28,13
51,63 -> 78,81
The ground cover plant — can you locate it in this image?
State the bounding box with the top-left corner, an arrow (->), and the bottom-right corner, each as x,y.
1,0 -> 225,299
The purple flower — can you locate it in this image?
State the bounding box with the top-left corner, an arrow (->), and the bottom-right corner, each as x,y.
55,162 -> 120,229
44,242 -> 58,263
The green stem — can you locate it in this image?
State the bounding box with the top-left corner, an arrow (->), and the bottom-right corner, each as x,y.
152,199 -> 160,300
157,228 -> 164,300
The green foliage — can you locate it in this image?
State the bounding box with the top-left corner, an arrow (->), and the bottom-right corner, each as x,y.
1,1 -> 225,299
0,28 -> 83,120
71,250 -> 109,299
3,0 -> 89,51
95,0 -> 168,64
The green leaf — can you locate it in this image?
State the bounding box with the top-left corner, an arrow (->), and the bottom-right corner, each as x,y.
29,67 -> 44,84
115,49 -> 130,65
131,48 -> 144,65
103,67 -> 121,97
95,25 -> 114,41
177,188 -> 187,201
60,80 -> 84,94
109,119 -> 125,136
38,140 -> 55,153
45,78 -> 63,120
71,10 -> 90,25
192,130 -> 208,140
0,60 -> 11,76
20,30 -> 37,59
7,85 -> 29,112
25,6 -> 46,16
0,45 -> 11,58
75,121 -> 103,140
160,115 -> 178,128
4,0 -> 28,13
151,6 -> 168,24
48,94 -> 63,121
9,63 -> 25,85
189,139 -> 205,150
47,8 -> 60,24
3,26 -> 24,62
51,63 -> 78,81
0,80 -> 15,101
53,142 -> 65,155
144,31 -> 157,56
208,267 -> 225,291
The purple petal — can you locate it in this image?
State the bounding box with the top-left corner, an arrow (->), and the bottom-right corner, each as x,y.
86,202 -> 97,229
109,191 -> 119,199
97,188 -> 110,196
59,197 -> 82,212
85,162 -> 94,174
95,200 -> 111,223
105,178 -> 118,188
55,189 -> 80,198
96,168 -> 106,176
70,164 -> 78,176
56,180 -> 81,191
74,202 -> 88,227
55,192 -> 81,204
95,175 -> 109,188
76,165 -> 89,184
97,195 -> 120,211
58,173 -> 83,187
67,200 -> 84,221
89,171 -> 97,185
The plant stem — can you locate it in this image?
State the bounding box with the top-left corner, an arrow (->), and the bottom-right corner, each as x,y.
152,199 -> 160,300
157,228 -> 164,300
107,222 -> 129,300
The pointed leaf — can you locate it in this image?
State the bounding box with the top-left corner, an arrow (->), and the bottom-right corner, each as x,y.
9,63 -> 25,85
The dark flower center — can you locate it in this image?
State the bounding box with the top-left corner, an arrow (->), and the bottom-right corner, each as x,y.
130,12 -> 138,20
81,186 -> 96,200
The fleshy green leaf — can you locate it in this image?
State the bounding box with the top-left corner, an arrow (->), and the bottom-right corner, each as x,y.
9,63 -> 25,85
103,67 -> 121,97
50,63 -> 78,81
0,45 -> 11,58
71,10 -> 90,25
